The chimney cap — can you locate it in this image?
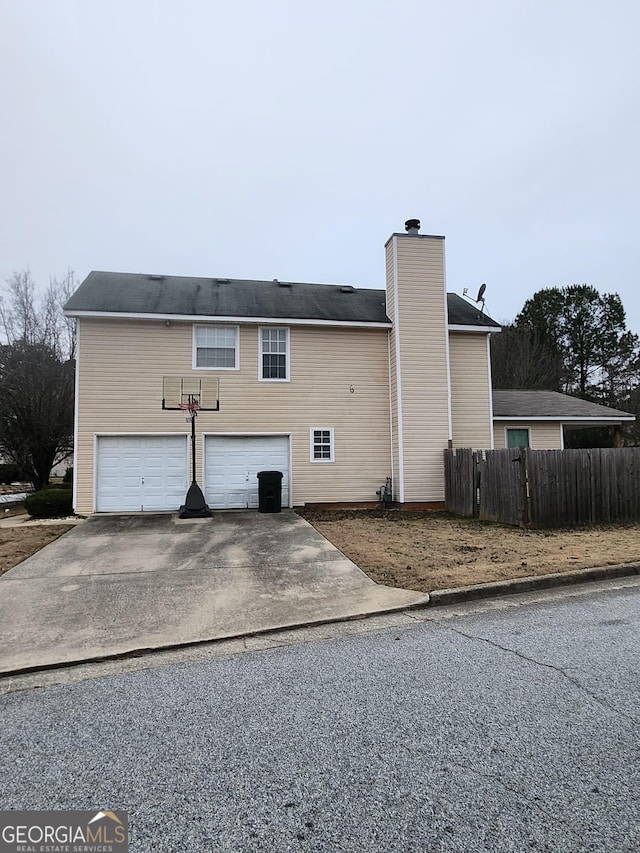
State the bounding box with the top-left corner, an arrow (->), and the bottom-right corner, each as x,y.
405,219 -> 421,233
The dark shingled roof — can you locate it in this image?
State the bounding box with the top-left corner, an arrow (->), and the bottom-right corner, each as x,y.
493,390 -> 635,420
64,271 -> 500,328
446,293 -> 499,328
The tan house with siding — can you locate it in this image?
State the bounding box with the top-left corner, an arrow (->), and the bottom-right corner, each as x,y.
63,219 -> 633,515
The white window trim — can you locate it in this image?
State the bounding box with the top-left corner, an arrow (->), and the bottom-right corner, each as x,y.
505,426 -> 531,449
258,326 -> 290,382
310,427 -> 335,463
192,323 -> 240,370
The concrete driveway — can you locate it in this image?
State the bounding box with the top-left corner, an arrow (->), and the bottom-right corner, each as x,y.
0,511 -> 427,674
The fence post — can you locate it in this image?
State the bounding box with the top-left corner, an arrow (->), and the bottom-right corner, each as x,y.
519,448 -> 530,528
473,451 -> 481,518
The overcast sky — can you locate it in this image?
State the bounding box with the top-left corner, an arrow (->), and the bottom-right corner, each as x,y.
1,0 -> 639,329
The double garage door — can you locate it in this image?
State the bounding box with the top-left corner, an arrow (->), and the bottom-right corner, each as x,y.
96,435 -> 290,512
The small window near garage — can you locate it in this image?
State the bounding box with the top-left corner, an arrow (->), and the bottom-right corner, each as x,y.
506,428 -> 530,449
259,327 -> 289,380
310,427 -> 334,462
194,325 -> 238,369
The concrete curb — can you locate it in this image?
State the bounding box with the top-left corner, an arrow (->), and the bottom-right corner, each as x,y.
0,594 -> 432,679
427,562 -> 640,606
2,564 -> 639,679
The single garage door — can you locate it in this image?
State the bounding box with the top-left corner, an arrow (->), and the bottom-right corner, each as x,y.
96,435 -> 188,512
205,435 -> 290,509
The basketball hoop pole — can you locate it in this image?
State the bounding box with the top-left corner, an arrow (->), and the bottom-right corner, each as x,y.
178,395 -> 212,519
189,405 -> 197,483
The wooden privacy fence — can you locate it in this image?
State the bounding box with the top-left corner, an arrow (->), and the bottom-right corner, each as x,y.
444,447 -> 640,528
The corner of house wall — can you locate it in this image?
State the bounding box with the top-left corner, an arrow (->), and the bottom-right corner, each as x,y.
72,318 -> 80,512
487,333 -> 495,449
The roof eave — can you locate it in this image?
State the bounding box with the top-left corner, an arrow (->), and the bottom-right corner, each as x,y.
493,416 -> 636,423
64,309 -> 392,329
448,323 -> 502,333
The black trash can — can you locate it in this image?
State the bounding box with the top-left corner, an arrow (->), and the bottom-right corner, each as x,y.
257,470 -> 283,513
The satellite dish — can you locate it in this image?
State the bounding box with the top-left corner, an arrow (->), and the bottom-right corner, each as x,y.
475,282 -> 487,312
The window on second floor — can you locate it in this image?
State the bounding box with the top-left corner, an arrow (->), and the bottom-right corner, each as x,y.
259,327 -> 289,381
194,325 -> 239,369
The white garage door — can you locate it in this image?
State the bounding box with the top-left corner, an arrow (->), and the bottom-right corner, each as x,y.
205,435 -> 290,509
96,435 -> 188,512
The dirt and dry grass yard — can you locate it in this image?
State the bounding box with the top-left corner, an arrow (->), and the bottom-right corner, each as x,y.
0,525 -> 73,576
0,501 -> 73,577
3,498 -> 640,591
298,508 -> 640,592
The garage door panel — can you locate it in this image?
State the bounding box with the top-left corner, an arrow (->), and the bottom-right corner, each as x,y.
122,475 -> 145,489
205,436 -> 290,510
164,475 -> 187,487
97,436 -> 187,512
223,489 -> 249,509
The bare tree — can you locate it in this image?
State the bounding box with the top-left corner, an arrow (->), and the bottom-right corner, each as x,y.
490,323 -> 563,390
0,270 -> 77,488
0,269 -> 76,358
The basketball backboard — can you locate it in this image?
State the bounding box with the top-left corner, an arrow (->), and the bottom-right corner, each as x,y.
162,376 -> 220,411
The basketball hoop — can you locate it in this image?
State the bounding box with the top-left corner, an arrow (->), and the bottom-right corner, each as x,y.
179,401 -> 199,422
163,383 -> 212,518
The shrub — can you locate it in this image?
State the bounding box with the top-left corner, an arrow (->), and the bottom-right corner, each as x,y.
24,488 -> 73,518
63,466 -> 73,483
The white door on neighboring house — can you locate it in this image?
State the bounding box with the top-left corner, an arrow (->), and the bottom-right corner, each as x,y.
96,435 -> 188,511
204,435 -> 290,509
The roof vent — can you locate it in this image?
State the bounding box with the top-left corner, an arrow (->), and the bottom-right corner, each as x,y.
148,274 -> 165,281
404,219 -> 420,235
340,286 -> 355,293
278,281 -> 292,287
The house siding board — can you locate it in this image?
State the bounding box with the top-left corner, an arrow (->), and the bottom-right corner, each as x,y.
493,421 -> 563,450
449,332 -> 492,449
391,236 -> 450,502
76,318 -> 391,513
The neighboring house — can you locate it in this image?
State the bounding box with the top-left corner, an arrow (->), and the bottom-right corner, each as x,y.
492,390 -> 635,449
63,220 -> 634,514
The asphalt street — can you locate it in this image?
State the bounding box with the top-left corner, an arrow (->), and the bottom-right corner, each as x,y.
1,579 -> 638,852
